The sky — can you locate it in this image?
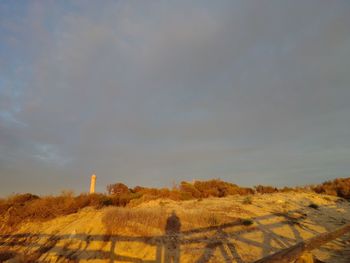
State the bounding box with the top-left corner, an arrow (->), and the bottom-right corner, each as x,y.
0,0 -> 350,195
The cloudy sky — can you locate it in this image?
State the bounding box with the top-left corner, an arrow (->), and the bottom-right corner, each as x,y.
0,0 -> 350,195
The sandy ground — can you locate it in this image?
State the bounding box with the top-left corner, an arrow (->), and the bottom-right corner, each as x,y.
0,192 -> 350,262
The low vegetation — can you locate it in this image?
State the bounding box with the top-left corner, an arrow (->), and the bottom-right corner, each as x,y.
0,192 -> 138,232
102,207 -> 167,235
308,203 -> 319,209
312,177 -> 350,199
102,207 -> 237,236
242,196 -> 253,204
0,177 -> 349,232
242,218 -> 254,226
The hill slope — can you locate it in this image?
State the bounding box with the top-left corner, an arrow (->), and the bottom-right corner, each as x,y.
1,192 -> 350,262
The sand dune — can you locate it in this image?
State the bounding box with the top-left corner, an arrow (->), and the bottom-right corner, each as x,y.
1,192 -> 350,262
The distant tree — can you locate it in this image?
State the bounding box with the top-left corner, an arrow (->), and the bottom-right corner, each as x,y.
107,183 -> 130,195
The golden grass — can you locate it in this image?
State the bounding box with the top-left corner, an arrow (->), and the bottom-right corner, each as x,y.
102,206 -> 237,236
1,177 -> 349,233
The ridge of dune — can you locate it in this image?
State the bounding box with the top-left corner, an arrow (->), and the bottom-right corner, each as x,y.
1,192 -> 350,262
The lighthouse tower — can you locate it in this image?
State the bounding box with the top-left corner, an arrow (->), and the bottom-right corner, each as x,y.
90,173 -> 96,194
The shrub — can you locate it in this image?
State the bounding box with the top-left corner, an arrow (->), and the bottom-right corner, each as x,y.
280,187 -> 294,192
109,192 -> 142,206
0,251 -> 18,262
242,196 -> 253,205
312,177 -> 350,199
107,183 -> 130,195
237,187 -> 255,195
179,182 -> 201,198
241,218 -> 254,226
8,193 -> 39,204
111,179 -> 254,203
254,185 -> 278,194
193,179 -> 245,198
308,203 -> 319,209
0,192 -> 130,231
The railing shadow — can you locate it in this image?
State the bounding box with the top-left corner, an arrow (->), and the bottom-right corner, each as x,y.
0,203 -> 349,262
304,202 -> 350,263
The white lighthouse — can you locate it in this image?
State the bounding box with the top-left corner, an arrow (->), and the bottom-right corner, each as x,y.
90,173 -> 96,194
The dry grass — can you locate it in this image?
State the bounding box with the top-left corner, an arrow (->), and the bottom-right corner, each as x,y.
0,193 -> 130,232
103,207 -> 167,235
254,185 -> 279,194
102,207 -> 237,236
242,196 -> 253,204
1,177 -> 349,233
312,177 -> 350,199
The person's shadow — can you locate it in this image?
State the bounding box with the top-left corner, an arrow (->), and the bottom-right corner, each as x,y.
164,211 -> 181,263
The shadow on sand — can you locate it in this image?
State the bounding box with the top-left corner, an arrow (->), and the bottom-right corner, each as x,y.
0,203 -> 349,262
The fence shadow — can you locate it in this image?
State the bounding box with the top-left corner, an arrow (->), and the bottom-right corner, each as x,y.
305,203 -> 350,263
0,203 -> 349,262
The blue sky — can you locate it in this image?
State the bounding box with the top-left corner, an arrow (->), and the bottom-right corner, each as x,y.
0,0 -> 350,195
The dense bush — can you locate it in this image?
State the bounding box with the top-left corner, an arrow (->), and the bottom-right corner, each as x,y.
179,182 -> 202,198
312,178 -> 350,199
109,179 -> 256,204
254,185 -> 278,194
131,179 -> 255,201
192,179 -> 240,197
0,193 -> 119,231
107,183 -> 130,195
192,179 -> 255,197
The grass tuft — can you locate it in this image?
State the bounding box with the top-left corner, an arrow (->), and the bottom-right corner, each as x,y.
241,218 -> 254,226
308,203 -> 319,209
242,196 -> 253,205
